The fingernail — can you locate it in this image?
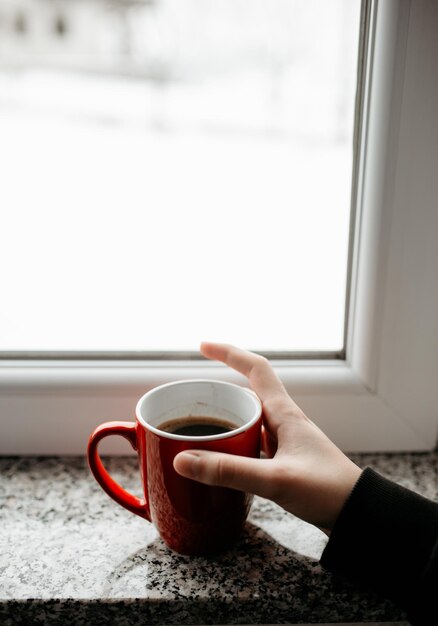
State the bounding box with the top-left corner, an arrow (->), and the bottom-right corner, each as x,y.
176,451 -> 201,478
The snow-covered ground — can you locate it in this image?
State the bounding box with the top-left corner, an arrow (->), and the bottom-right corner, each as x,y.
1,0 -> 361,353
0,69 -> 353,353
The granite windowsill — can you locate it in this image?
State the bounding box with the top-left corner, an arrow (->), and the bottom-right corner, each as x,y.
1,452 -> 436,625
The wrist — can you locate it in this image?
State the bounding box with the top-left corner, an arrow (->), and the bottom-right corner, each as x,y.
323,462 -> 362,532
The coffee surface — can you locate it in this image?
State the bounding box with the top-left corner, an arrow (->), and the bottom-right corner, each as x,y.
158,416 -> 236,437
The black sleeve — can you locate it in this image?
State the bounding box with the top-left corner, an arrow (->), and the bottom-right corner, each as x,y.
320,467 -> 438,625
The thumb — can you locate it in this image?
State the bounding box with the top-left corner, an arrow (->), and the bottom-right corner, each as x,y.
173,450 -> 274,499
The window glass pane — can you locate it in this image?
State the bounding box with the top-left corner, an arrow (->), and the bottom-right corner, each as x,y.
0,0 -> 361,354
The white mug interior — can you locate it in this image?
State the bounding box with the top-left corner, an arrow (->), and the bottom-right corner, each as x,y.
136,379 -> 262,441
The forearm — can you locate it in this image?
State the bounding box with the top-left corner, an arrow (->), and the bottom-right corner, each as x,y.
320,467 -> 438,625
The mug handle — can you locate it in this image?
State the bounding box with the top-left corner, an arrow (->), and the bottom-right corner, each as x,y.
87,421 -> 151,521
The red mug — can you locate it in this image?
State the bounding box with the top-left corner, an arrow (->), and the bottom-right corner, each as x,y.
87,379 -> 262,556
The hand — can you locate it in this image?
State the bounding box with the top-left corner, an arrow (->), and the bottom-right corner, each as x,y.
173,343 -> 362,534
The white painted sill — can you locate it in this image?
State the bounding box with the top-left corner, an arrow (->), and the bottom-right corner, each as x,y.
0,358 -> 432,455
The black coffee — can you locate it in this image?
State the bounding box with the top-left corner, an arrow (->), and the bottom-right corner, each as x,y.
158,416 -> 236,437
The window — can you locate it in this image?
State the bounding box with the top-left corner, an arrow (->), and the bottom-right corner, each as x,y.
1,0 -> 438,455
0,0 -> 361,355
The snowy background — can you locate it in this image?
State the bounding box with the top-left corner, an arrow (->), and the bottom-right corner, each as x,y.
0,0 -> 361,353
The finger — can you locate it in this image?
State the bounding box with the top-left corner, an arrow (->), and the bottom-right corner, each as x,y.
200,342 -> 307,442
173,449 -> 275,500
200,342 -> 287,404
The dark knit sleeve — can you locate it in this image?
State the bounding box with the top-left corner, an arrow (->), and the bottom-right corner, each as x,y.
320,467 -> 438,625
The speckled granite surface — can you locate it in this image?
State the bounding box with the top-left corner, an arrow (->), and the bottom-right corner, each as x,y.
1,452 -> 436,625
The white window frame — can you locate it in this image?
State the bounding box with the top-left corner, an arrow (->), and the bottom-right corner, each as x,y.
1,0 -> 437,455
